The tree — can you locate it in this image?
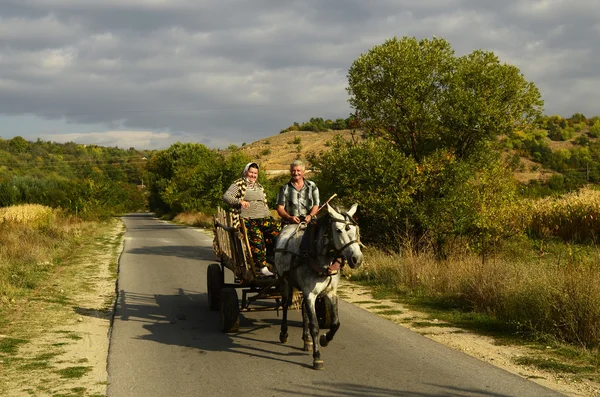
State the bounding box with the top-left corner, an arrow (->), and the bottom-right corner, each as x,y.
347,36 -> 543,162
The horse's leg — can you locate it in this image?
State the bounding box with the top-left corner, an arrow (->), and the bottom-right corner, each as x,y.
301,299 -> 312,351
319,292 -> 340,347
279,276 -> 290,343
303,294 -> 323,370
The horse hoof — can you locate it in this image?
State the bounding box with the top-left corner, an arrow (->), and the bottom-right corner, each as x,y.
279,333 -> 288,343
313,359 -> 324,370
303,341 -> 313,351
320,334 -> 329,347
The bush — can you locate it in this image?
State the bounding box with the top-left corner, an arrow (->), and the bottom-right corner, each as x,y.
308,137 -> 417,246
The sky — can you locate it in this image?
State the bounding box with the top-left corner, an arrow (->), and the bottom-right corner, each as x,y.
1,0 -> 599,150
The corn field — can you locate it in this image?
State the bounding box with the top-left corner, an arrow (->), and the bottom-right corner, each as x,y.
527,187 -> 600,242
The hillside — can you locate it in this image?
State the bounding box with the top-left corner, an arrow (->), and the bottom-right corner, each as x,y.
235,125 -> 597,185
237,129 -> 363,174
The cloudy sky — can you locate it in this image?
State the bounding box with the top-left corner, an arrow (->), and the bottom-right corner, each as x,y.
1,0 -> 599,150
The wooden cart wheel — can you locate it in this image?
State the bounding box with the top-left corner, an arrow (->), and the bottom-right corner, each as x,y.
207,263 -> 223,311
220,288 -> 240,333
316,296 -> 331,329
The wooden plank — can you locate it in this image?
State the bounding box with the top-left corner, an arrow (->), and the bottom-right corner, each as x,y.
212,206 -> 254,281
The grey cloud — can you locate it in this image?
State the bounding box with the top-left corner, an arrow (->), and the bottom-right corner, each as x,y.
1,0 -> 600,148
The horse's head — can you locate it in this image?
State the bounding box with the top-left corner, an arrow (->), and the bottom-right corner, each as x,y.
326,203 -> 364,269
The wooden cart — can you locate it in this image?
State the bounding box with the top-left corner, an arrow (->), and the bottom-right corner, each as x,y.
209,207 -> 285,333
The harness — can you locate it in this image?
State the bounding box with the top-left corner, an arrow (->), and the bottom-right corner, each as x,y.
275,213 -> 361,276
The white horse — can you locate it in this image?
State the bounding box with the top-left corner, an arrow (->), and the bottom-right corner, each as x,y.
274,203 -> 364,370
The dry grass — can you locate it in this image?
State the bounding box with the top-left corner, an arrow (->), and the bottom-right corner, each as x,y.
235,129 -> 364,172
172,211 -> 214,228
0,205 -> 85,304
347,242 -> 600,349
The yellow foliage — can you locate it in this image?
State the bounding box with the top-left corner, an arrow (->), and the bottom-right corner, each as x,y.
527,187 -> 600,241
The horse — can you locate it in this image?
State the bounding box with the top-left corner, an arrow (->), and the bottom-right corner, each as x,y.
274,203 -> 364,370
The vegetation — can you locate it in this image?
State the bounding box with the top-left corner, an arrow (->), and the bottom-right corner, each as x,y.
280,115 -> 359,133
0,204 -> 121,395
344,240 -> 600,380
0,205 -> 83,304
347,36 -> 543,161
304,35 -> 600,357
144,142 -> 283,216
0,137 -> 147,219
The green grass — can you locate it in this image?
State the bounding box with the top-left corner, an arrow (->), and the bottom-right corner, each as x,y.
368,304 -> 392,309
0,337 -> 28,354
19,361 -> 52,370
377,309 -> 404,316
514,356 -> 594,374
55,366 -> 91,379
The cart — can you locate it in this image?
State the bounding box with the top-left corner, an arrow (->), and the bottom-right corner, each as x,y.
209,207 -> 286,333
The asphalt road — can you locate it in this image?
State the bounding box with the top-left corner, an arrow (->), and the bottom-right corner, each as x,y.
106,213 -> 565,397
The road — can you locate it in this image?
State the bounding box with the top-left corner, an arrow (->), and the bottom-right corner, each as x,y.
106,213 -> 565,397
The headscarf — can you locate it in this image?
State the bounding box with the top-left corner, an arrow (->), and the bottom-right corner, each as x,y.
242,162 -> 259,179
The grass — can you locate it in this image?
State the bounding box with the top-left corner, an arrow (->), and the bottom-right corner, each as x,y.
19,361 -> 52,370
0,337 -> 28,354
377,309 -> 404,316
171,211 -> 213,228
514,356 -> 594,374
344,240 -> 600,384
0,212 -> 123,395
55,366 -> 91,379
368,304 -> 392,309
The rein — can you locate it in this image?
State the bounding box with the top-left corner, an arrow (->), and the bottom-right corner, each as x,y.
276,210 -> 360,276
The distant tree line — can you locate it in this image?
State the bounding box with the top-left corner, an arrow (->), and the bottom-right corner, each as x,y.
280,114 -> 360,133
0,137 -> 148,219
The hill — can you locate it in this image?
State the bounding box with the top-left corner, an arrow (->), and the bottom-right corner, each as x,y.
237,129 -> 363,174
234,124 -> 597,186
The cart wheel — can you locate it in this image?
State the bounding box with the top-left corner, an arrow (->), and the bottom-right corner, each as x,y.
207,263 -> 223,311
220,288 -> 240,333
316,296 -> 331,329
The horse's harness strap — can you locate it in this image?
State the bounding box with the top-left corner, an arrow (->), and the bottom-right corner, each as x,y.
338,239 -> 359,252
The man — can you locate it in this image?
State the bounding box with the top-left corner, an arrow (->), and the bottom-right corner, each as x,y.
277,160 -> 320,259
276,160 -> 320,224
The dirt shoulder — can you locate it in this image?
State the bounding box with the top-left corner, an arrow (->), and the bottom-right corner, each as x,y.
0,220 -> 124,397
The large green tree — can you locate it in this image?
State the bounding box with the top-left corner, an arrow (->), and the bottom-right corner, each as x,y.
347,36 -> 544,161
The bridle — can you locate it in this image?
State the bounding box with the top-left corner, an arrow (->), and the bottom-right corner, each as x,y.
328,213 -> 361,255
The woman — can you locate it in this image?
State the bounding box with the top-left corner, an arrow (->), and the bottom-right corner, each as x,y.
222,162 -> 280,277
